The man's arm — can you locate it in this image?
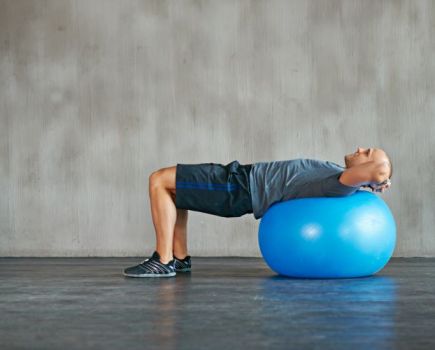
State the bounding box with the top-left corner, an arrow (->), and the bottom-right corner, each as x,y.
339,161 -> 391,191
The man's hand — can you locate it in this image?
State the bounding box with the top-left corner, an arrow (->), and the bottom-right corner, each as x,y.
364,179 -> 391,193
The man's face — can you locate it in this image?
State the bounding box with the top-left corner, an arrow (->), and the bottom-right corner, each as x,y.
344,147 -> 389,168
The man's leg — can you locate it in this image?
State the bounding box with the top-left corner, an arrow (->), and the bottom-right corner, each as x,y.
173,208 -> 188,259
149,166 -> 178,264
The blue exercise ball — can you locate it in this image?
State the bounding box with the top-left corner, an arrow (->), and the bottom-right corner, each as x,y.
258,191 -> 396,278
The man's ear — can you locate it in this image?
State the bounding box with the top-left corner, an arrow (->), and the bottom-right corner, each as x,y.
372,162 -> 390,184
373,162 -> 390,183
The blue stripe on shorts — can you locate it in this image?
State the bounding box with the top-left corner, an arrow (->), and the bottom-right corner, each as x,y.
176,181 -> 240,192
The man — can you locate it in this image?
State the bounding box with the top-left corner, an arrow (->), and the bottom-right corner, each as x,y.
123,147 -> 392,278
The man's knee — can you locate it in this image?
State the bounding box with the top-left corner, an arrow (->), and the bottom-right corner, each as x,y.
149,167 -> 176,192
149,169 -> 164,190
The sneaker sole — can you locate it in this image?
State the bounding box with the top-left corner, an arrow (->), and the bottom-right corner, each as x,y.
123,272 -> 176,278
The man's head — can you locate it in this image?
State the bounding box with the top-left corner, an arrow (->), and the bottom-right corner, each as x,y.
344,147 -> 393,179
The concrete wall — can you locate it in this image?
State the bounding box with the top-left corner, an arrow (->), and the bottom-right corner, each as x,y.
1,0 -> 434,257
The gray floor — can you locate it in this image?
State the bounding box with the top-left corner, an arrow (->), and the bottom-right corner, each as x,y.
1,258 -> 435,350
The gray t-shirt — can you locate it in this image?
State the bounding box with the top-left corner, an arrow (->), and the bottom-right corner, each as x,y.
248,158 -> 360,219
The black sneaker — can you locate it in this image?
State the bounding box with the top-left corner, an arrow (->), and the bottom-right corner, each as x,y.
123,251 -> 176,278
174,255 -> 191,272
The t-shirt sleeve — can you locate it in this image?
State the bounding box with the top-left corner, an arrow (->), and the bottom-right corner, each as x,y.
321,171 -> 360,197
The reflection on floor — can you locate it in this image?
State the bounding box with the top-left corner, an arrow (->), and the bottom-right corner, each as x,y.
1,257 -> 434,349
